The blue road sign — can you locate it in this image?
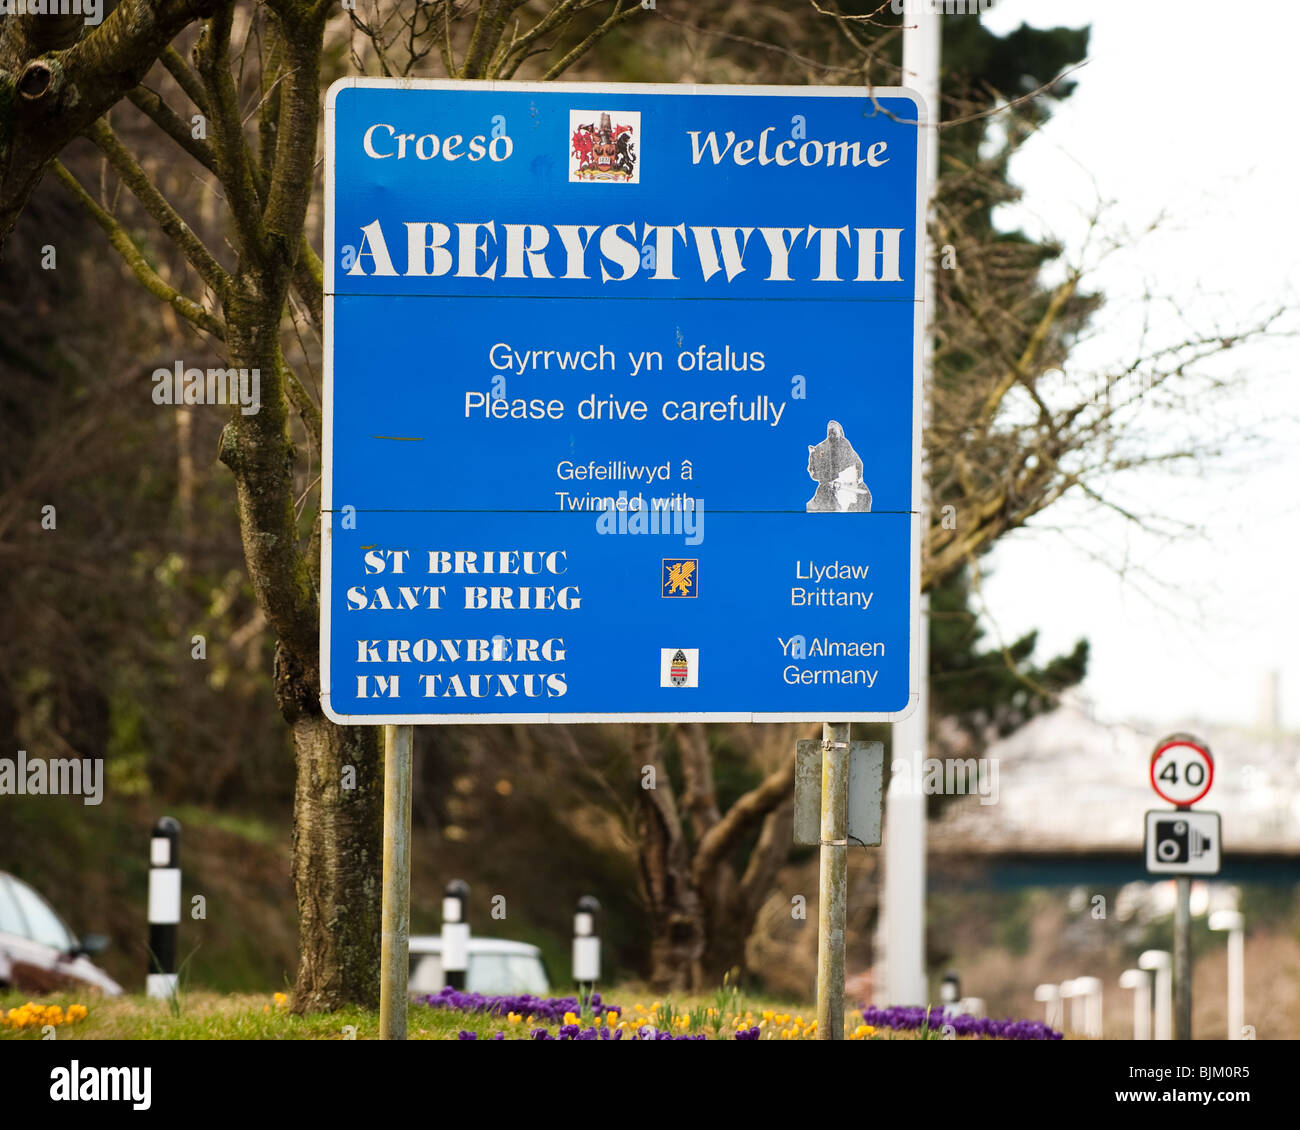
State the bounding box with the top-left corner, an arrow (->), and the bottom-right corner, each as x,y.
323,80 -> 923,723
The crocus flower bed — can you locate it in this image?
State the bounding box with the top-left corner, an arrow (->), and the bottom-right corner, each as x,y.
861,1005 -> 1062,1041
422,986 -> 622,1025
424,989 -> 1057,1041
459,1025 -> 764,1040
423,988 -> 773,1040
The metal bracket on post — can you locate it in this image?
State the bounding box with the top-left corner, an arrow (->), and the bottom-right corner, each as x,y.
794,739 -> 886,847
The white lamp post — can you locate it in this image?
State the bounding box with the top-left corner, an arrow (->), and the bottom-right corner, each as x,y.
1139,950 -> 1173,1041
1208,910 -> 1245,1040
1119,969 -> 1151,1040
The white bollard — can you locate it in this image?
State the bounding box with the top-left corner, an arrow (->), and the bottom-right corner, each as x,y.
572,895 -> 601,993
1034,983 -> 1063,1031
441,879 -> 470,991
1074,976 -> 1103,1038
1208,911 -> 1245,1040
1139,950 -> 1173,1041
1119,969 -> 1152,1040
146,817 -> 181,999
940,971 -> 961,1011
1059,979 -> 1082,1033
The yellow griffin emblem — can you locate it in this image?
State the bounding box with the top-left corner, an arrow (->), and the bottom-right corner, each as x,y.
666,560 -> 695,596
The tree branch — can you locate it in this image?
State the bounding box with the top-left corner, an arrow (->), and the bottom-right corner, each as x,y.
542,0 -> 639,80
51,161 -> 226,341
0,0 -> 220,251
194,2 -> 269,265
692,754 -> 797,890
126,84 -> 219,174
87,118 -> 229,295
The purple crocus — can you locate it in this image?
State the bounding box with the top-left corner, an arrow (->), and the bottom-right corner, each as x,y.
861,1005 -> 1062,1041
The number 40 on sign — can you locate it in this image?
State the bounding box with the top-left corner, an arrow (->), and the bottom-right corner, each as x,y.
1149,735 -> 1214,807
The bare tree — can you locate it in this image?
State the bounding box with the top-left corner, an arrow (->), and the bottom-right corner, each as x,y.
632,722 -> 808,990
0,0 -> 646,1010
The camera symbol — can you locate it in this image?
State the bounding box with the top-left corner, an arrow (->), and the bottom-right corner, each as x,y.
1155,819 -> 1212,864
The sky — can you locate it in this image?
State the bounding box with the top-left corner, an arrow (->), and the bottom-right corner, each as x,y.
960,0 -> 1300,731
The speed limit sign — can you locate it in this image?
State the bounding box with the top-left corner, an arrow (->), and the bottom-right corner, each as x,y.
1149,735 -> 1214,806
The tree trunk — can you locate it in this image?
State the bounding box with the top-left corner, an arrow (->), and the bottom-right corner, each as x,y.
220,265 -> 384,1009
647,904 -> 706,994
276,643 -> 382,1011
698,800 -> 795,986
636,725 -> 800,992
632,725 -> 706,992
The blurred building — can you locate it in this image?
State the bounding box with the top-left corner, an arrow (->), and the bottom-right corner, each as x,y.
930,691 -> 1300,854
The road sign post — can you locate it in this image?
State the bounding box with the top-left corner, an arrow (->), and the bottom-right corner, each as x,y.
1173,875 -> 1192,1041
1144,733 -> 1217,1042
795,731 -> 885,1038
325,80 -> 923,1032
815,722 -> 849,1040
379,724 -> 413,1039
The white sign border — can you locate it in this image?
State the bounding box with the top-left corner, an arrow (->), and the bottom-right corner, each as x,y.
320,79 -> 927,726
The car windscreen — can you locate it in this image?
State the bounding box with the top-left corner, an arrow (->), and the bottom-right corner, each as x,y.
6,876 -> 74,951
466,952 -> 548,996
0,876 -> 27,937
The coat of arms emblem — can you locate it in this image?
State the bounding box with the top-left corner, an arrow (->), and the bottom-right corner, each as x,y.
659,648 -> 699,688
570,109 -> 639,183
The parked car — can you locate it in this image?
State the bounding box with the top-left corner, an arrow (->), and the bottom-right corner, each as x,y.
408,936 -> 550,997
0,871 -> 122,995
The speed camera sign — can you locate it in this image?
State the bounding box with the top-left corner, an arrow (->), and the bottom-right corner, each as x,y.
1149,735 -> 1213,807
1144,810 -> 1221,875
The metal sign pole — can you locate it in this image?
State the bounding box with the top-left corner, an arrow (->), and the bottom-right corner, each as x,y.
816,721 -> 850,1040
1173,874 -> 1192,1040
379,723 -> 414,1040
